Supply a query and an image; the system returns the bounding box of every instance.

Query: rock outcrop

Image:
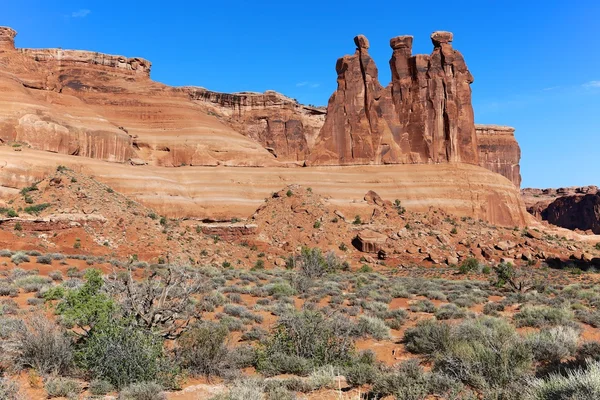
[308,32,479,167]
[0,27,16,51]
[186,88,326,162]
[476,125,521,187]
[522,186,600,233]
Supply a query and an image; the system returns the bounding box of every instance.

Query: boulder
[354,229,388,253]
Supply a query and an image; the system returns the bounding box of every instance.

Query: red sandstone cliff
[0,26,528,225]
[476,125,521,187]
[308,32,479,167]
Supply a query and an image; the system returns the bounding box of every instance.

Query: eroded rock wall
[185,88,326,162]
[476,125,521,187]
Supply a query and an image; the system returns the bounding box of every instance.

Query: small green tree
[49,269,116,337]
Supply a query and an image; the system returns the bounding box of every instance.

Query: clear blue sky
[3,1,599,189]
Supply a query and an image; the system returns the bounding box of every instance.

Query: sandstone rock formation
[0,147,528,226]
[186,88,326,162]
[523,186,600,234]
[476,125,521,187]
[308,32,479,167]
[0,26,528,226]
[0,27,278,167]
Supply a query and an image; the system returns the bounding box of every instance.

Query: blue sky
[3,0,599,189]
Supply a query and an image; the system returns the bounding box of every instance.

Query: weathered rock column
[0,27,16,51]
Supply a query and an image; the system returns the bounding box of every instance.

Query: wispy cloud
[296,81,320,89]
[71,9,91,18]
[583,80,600,89]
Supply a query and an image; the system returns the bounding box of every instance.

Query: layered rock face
[0,27,278,167]
[309,32,479,166]
[186,88,326,162]
[476,125,521,187]
[0,26,528,226]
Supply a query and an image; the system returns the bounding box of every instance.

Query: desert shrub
[459,257,480,274]
[575,341,600,364]
[77,322,174,389]
[483,301,505,316]
[0,249,13,257]
[355,315,390,340]
[241,326,268,342]
[118,382,166,400]
[26,298,44,306]
[307,365,337,390]
[0,299,18,314]
[89,379,115,396]
[177,321,230,379]
[371,360,430,399]
[257,310,354,376]
[434,303,466,320]
[35,255,52,265]
[426,290,447,301]
[403,319,451,356]
[514,305,574,327]
[48,271,63,281]
[0,317,25,339]
[13,316,73,374]
[409,299,436,313]
[210,378,264,400]
[44,377,80,398]
[0,283,18,297]
[287,248,342,278]
[10,252,29,265]
[0,377,20,400]
[526,360,600,399]
[434,317,532,392]
[524,326,579,363]
[14,275,51,290]
[345,362,379,386]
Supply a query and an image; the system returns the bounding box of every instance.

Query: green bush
[459,257,480,274]
[257,310,354,376]
[44,377,80,398]
[483,302,505,316]
[118,382,166,400]
[77,322,175,389]
[24,203,51,215]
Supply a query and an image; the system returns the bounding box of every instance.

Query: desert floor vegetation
[0,248,600,399]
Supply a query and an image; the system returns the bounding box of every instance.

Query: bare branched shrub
[108,265,206,339]
[10,316,73,375]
